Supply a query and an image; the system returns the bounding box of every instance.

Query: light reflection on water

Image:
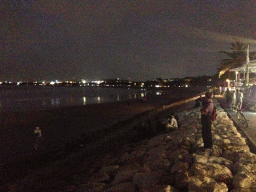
[83,97,86,105]
[0,86,151,112]
[41,93,142,108]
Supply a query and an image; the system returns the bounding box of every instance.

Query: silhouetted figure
[194,95,202,108]
[34,127,42,150]
[225,88,232,108]
[200,92,216,148]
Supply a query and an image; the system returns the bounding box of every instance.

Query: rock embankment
[80,101,256,192]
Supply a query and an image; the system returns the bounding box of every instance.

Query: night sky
[2,0,256,82]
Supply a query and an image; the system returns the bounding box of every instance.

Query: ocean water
[0,85,152,112]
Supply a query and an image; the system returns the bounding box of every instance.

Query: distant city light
[81,79,87,84]
[0,76,218,88]
[91,80,104,84]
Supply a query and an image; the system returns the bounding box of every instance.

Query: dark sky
[2,0,256,82]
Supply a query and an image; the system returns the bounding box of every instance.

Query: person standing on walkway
[235,89,243,110]
[200,92,216,149]
[225,88,232,108]
[231,90,236,108]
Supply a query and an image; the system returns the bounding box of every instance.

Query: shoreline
[0,88,206,181]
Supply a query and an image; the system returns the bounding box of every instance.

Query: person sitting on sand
[166,114,178,132]
[34,127,42,150]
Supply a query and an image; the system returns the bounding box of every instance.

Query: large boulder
[77,182,106,192]
[119,147,146,164]
[147,185,179,192]
[144,156,172,171]
[132,170,163,191]
[232,173,256,189]
[90,172,110,183]
[229,137,247,146]
[147,146,167,159]
[167,134,184,147]
[107,182,136,192]
[98,165,120,175]
[188,176,228,192]
[116,163,142,173]
[233,163,256,174]
[190,163,233,186]
[170,161,189,175]
[110,169,137,186]
[222,147,251,162]
[170,149,190,163]
[180,135,196,150]
[129,147,147,163]
[207,156,233,170]
[174,170,190,189]
[192,154,208,164]
[235,152,256,164]
[147,135,166,149]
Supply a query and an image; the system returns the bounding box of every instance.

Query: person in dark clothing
[200,92,216,149]
[34,127,42,150]
[194,95,202,108]
[225,88,232,108]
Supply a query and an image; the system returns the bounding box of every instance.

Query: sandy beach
[0,87,205,185]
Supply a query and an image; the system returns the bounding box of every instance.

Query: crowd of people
[223,84,256,110]
[225,88,244,110]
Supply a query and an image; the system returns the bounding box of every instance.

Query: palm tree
[218,39,247,78]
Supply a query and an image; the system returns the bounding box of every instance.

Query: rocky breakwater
[80,101,256,192]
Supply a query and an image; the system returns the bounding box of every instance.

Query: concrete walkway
[215,95,256,153]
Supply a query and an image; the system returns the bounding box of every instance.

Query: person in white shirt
[166,114,178,132]
[236,89,243,110]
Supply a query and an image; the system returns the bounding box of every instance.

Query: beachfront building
[229,59,256,87]
[221,45,256,92]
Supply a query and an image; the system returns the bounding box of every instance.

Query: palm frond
[219,39,247,77]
